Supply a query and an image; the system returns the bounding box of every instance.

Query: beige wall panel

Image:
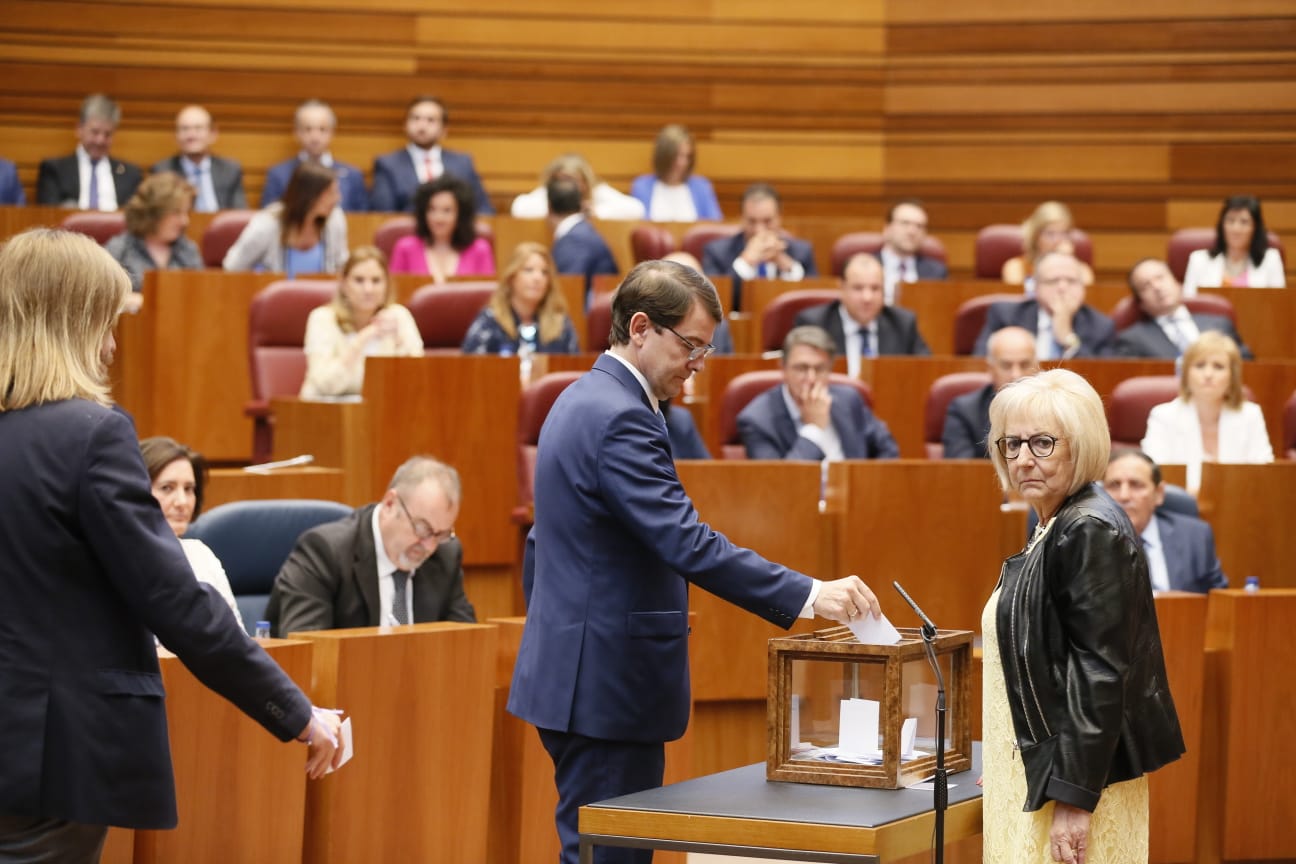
[885,0,1296,24]
[885,144,1169,182]
[885,80,1296,116]
[0,40,414,75]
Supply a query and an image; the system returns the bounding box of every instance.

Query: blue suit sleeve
[369,158,397,213]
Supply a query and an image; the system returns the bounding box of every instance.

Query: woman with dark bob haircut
[389,174,495,281]
[1183,194,1286,295]
[0,229,340,860]
[980,368,1184,864]
[138,435,243,628]
[104,171,203,299]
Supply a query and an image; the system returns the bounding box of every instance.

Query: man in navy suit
[0,157,25,205]
[738,325,899,461]
[973,251,1115,358]
[151,105,247,212]
[549,177,618,308]
[1103,449,1227,593]
[795,252,931,377]
[942,326,1037,459]
[877,199,948,304]
[261,100,368,211]
[507,261,881,864]
[369,95,492,215]
[36,93,142,210]
[1114,258,1253,359]
[702,183,817,311]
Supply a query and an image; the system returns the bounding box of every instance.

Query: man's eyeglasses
[396,493,455,544]
[995,434,1062,460]
[656,323,716,362]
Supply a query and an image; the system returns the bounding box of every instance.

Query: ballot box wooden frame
[767,626,973,789]
[297,622,498,864]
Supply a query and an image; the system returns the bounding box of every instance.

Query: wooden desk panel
[134,640,313,864]
[300,622,497,864]
[677,461,828,702]
[1202,287,1296,361]
[1197,462,1296,588]
[1147,593,1208,864]
[204,466,346,509]
[270,398,374,506]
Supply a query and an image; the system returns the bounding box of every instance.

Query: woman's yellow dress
[981,577,1149,863]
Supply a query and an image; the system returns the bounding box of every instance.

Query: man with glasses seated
[266,456,475,637]
[738,324,899,460]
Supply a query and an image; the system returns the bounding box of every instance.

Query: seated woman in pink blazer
[389,174,495,282]
[1141,331,1273,493]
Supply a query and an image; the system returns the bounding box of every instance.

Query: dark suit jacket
[662,400,710,459]
[368,147,494,215]
[553,218,618,305]
[0,400,309,829]
[151,154,248,210]
[36,153,142,207]
[701,232,818,311]
[794,300,931,356]
[737,383,899,460]
[261,156,369,212]
[973,298,1115,357]
[0,157,24,205]
[508,354,812,743]
[265,503,475,637]
[914,254,948,280]
[1156,511,1227,594]
[942,383,995,459]
[1114,313,1253,360]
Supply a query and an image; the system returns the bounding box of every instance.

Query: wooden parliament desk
[1197,462,1296,589]
[293,621,497,864]
[102,639,314,864]
[579,745,983,864]
[204,466,345,509]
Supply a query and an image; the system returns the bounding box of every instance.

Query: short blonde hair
[492,242,568,345]
[540,154,598,201]
[987,369,1109,496]
[0,229,129,410]
[124,171,195,237]
[1180,331,1244,409]
[1022,201,1075,256]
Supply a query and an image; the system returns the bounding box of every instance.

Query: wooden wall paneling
[857,356,990,457]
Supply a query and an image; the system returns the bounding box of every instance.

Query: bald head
[175,105,215,159]
[987,326,1038,390]
[839,253,885,326]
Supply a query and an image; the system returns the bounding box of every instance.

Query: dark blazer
[508,354,813,743]
[0,157,25,204]
[737,383,899,460]
[1114,313,1253,360]
[794,300,931,356]
[36,153,142,207]
[914,255,948,280]
[265,503,475,637]
[702,232,818,311]
[261,156,369,212]
[151,154,248,210]
[553,218,618,306]
[942,382,995,459]
[0,400,310,829]
[368,147,494,215]
[973,298,1115,357]
[662,400,710,459]
[1156,510,1227,593]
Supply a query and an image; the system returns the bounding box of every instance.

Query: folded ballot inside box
[767,626,973,789]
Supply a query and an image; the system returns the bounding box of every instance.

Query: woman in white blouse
[139,436,243,628]
[1182,195,1286,296]
[1141,331,1273,493]
[509,153,645,221]
[300,246,424,398]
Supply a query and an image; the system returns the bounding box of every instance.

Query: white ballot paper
[325,717,354,774]
[847,610,902,645]
[839,698,880,756]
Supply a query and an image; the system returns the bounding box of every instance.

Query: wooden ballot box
[767,626,973,789]
[296,622,498,864]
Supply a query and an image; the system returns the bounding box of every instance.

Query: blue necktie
[87,159,100,210]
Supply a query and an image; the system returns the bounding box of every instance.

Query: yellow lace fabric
[981,587,1149,863]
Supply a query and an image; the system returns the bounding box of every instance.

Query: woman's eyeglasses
[995,434,1061,459]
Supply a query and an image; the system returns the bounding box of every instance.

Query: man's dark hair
[406,94,448,124]
[413,174,478,250]
[1108,446,1162,486]
[547,177,583,218]
[886,197,926,223]
[609,261,722,347]
[741,182,780,210]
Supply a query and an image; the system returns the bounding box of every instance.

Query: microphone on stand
[893,581,947,864]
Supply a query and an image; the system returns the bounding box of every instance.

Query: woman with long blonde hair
[461,241,579,355]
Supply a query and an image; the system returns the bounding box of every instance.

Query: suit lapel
[1157,513,1189,591]
[354,504,382,626]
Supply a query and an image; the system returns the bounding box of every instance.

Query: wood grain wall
[1,0,1293,278]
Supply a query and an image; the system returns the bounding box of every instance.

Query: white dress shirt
[878,247,915,306]
[1140,517,1171,593]
[180,155,219,212]
[371,506,414,625]
[406,144,443,182]
[1157,306,1201,354]
[648,183,697,223]
[837,305,875,378]
[780,384,845,462]
[76,145,117,211]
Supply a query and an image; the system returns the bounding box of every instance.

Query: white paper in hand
[325,717,354,774]
[847,610,901,645]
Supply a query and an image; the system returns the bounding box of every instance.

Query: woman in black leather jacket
[982,369,1184,864]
